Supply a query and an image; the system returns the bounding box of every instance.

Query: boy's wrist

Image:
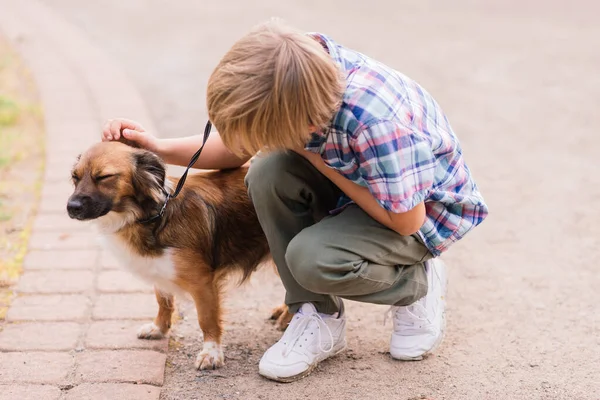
[152,138,177,165]
[153,138,168,158]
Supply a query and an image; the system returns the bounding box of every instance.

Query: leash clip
[158,194,170,218]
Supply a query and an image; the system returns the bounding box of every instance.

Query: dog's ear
[132,150,167,203]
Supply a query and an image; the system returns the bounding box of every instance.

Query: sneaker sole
[259,339,347,383]
[391,260,449,361]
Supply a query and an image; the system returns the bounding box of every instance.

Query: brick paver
[32,213,88,232]
[100,251,121,270]
[37,197,69,214]
[28,231,99,251]
[0,352,73,384]
[65,383,161,400]
[76,350,166,385]
[97,270,153,293]
[43,167,74,184]
[7,294,90,321]
[0,385,62,400]
[23,249,98,270]
[0,0,167,394]
[41,181,75,200]
[85,320,168,352]
[17,270,94,294]
[93,294,157,320]
[0,322,80,351]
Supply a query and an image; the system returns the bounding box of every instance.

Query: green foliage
[0,95,19,126]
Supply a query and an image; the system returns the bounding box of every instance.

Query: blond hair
[207,20,344,156]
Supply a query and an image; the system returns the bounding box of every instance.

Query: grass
[0,97,19,171]
[0,95,19,126]
[0,36,45,319]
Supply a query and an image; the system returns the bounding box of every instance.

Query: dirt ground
[40,1,599,399]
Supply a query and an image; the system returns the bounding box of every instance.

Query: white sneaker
[389,258,448,360]
[259,302,347,382]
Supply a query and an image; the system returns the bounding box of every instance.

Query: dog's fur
[67,141,291,369]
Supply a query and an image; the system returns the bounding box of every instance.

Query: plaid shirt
[305,33,488,256]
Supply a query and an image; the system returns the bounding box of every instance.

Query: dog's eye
[95,174,116,182]
[71,174,80,183]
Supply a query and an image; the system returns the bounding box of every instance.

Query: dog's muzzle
[67,195,111,220]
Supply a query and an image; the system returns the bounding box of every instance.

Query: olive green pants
[245,151,433,314]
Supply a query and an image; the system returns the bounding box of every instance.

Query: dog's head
[67,142,167,225]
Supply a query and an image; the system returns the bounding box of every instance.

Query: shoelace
[383,302,433,335]
[282,312,335,357]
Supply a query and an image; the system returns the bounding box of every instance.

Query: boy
[102,20,488,382]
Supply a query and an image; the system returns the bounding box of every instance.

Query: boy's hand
[102,118,159,152]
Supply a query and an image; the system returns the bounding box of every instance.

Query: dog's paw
[137,322,165,340]
[270,304,293,331]
[270,304,286,320]
[194,341,224,370]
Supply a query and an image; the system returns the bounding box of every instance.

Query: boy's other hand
[101,118,159,152]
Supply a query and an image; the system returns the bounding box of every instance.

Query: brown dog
[67,141,290,369]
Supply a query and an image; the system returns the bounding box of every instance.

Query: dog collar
[137,120,212,225]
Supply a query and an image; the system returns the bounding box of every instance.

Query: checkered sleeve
[350,120,436,213]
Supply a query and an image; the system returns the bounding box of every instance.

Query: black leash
[139,120,212,224]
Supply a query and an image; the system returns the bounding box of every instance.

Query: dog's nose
[67,195,92,218]
[67,198,83,214]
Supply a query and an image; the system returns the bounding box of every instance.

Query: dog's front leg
[138,286,174,339]
[190,276,224,370]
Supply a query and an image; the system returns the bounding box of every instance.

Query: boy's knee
[245,152,303,196]
[393,265,428,306]
[285,232,329,293]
